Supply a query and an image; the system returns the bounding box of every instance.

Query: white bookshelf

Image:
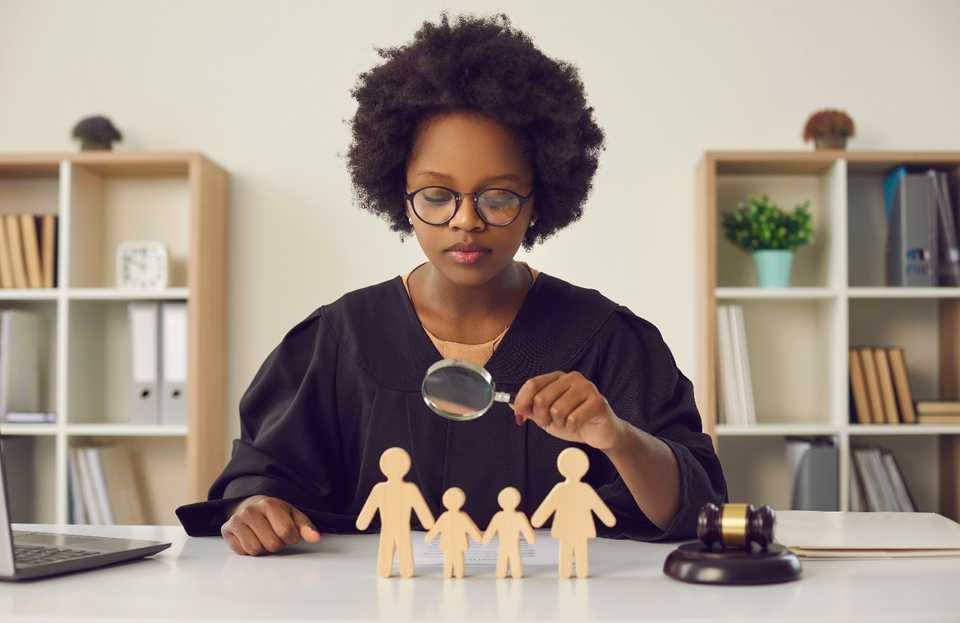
[0,152,228,525]
[696,151,960,519]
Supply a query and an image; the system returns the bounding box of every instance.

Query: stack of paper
[776,510,960,558]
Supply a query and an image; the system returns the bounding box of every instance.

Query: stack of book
[914,400,960,425]
[67,445,146,525]
[716,304,756,426]
[848,346,917,424]
[850,446,915,512]
[0,213,58,289]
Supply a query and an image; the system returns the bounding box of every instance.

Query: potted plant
[71,115,123,151]
[722,194,814,288]
[803,108,855,150]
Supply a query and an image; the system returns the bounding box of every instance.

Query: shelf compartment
[66,163,190,288]
[0,435,57,522]
[715,161,843,289]
[717,434,839,511]
[0,299,59,416]
[719,297,840,426]
[67,435,186,525]
[847,159,960,288]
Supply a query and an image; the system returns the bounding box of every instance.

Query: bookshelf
[0,151,228,525]
[695,150,960,520]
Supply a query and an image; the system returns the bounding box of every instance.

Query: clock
[116,241,169,289]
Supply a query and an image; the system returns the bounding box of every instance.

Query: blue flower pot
[753,250,794,288]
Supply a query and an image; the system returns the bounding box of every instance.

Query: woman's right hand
[220,495,321,556]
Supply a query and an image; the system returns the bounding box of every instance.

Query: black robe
[175,272,727,540]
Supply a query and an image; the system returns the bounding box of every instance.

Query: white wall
[2,0,959,446]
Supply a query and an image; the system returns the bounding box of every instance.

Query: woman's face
[404,109,535,287]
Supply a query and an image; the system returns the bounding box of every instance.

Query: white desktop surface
[2,523,958,622]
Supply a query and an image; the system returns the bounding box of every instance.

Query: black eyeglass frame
[404,185,535,227]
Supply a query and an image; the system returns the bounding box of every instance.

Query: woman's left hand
[512,371,626,451]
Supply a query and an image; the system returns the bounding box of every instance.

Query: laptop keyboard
[14,545,100,567]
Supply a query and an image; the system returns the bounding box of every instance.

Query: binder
[128,303,160,424]
[160,302,188,426]
[932,171,960,286]
[884,167,938,287]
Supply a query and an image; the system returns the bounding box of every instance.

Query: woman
[176,12,727,556]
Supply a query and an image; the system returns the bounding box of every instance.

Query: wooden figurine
[482,486,536,578]
[424,487,483,578]
[356,447,436,578]
[531,447,616,579]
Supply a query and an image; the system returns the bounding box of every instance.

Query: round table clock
[116,241,169,289]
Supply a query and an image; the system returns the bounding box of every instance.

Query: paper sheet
[412,530,557,566]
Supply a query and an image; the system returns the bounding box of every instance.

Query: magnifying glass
[421,358,513,421]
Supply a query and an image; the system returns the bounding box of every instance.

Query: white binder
[128,303,160,424]
[160,302,187,426]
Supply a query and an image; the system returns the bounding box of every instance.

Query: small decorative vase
[753,250,794,288]
[80,140,113,151]
[814,134,846,150]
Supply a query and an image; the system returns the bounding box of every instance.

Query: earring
[529,218,537,228]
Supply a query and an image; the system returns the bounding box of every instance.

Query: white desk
[2,523,958,622]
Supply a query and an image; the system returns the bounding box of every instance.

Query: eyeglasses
[404,185,534,227]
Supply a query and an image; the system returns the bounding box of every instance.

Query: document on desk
[413,530,558,566]
[777,510,960,558]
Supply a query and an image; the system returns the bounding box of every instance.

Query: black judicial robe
[175,272,727,540]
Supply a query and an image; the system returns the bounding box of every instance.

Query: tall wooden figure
[531,447,616,579]
[356,447,435,578]
[424,487,482,578]
[482,486,536,578]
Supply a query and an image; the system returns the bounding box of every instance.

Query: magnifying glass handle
[494,391,513,405]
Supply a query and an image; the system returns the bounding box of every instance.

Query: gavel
[697,503,775,552]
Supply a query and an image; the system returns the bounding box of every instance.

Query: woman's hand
[221,495,321,556]
[512,371,626,451]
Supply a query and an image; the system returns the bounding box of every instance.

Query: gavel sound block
[663,503,802,585]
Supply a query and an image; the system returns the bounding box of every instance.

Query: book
[67,450,87,524]
[849,458,865,512]
[2,411,55,423]
[4,214,28,288]
[84,447,114,524]
[858,348,885,424]
[716,306,740,425]
[41,214,56,288]
[917,414,960,425]
[730,305,757,426]
[872,348,900,424]
[853,448,884,511]
[99,445,146,524]
[886,347,917,424]
[867,448,900,511]
[19,214,43,288]
[0,217,13,288]
[916,400,960,414]
[881,449,916,512]
[74,448,102,525]
[848,348,871,424]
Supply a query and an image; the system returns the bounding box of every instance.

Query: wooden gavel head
[697,503,775,551]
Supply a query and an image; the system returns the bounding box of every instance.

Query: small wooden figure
[356,447,435,578]
[424,487,482,578]
[482,486,536,578]
[530,447,616,579]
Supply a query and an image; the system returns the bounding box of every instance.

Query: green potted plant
[722,194,814,288]
[803,108,855,150]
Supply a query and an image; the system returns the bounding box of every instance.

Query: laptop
[0,442,171,581]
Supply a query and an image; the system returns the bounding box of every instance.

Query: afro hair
[346,11,605,249]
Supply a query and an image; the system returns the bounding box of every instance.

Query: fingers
[263,500,302,546]
[221,496,321,556]
[513,371,564,421]
[291,507,322,543]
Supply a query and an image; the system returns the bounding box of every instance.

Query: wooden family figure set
[355,446,616,579]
